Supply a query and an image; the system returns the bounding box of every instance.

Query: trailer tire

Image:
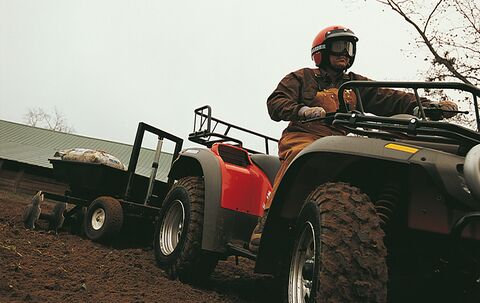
[84,196,123,242]
[48,202,66,231]
[154,176,218,282]
[284,182,387,303]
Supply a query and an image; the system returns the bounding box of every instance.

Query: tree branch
[424,0,444,33]
[23,107,74,133]
[378,0,473,85]
[436,40,480,55]
[453,0,480,34]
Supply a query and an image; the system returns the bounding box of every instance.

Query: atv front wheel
[285,182,388,303]
[154,176,218,282]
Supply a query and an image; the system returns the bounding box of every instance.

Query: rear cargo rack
[189,105,278,154]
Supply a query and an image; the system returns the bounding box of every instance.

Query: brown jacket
[267,68,428,137]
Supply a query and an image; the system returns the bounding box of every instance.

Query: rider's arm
[267,70,312,122]
[350,73,430,116]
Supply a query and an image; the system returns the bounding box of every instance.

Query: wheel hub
[289,221,316,303]
[91,208,106,230]
[159,199,185,255]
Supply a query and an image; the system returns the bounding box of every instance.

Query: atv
[153,81,480,302]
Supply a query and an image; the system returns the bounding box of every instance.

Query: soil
[0,191,277,303]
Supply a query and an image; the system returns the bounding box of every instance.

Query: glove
[438,100,458,118]
[298,106,326,119]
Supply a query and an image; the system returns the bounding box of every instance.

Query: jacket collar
[315,68,349,87]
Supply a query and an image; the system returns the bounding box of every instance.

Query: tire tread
[307,182,387,302]
[156,176,218,282]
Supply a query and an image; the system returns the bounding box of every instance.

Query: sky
[0,0,431,153]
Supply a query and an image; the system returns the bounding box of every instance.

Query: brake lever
[423,107,469,121]
[442,109,469,114]
[424,108,469,114]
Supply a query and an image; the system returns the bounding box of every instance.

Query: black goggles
[327,40,355,57]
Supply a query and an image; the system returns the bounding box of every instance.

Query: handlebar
[338,81,480,131]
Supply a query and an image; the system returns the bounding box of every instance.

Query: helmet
[311,25,358,69]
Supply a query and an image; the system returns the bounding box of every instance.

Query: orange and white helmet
[311,25,358,69]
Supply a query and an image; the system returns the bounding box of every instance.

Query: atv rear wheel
[154,176,218,282]
[285,182,387,303]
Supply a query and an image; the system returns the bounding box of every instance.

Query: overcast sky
[0,0,430,153]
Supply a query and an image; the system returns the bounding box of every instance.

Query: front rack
[333,81,480,151]
[188,105,278,154]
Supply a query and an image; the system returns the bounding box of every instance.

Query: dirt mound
[0,191,277,303]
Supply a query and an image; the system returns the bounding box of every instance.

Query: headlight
[463,144,480,200]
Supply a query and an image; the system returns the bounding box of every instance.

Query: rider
[249,25,458,252]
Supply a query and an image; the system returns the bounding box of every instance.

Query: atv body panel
[169,143,273,253]
[256,134,480,274]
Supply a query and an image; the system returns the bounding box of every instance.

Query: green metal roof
[0,119,174,181]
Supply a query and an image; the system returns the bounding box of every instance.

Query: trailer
[23,122,183,243]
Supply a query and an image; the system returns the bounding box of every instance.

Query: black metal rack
[333,81,480,149]
[188,105,278,155]
[124,122,183,201]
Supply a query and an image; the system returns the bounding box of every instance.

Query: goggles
[327,40,355,57]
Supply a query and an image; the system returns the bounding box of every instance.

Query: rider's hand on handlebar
[438,100,458,118]
[298,106,326,119]
[414,100,460,120]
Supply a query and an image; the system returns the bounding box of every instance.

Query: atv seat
[250,154,281,185]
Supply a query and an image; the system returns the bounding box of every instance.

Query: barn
[0,119,175,195]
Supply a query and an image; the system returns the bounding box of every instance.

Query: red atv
[154,81,480,302]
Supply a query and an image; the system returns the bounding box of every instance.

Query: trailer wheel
[84,196,123,242]
[284,182,387,303]
[154,176,218,282]
[48,202,66,231]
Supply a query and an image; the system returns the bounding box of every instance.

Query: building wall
[0,159,68,195]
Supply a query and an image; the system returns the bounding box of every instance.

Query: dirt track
[0,191,277,303]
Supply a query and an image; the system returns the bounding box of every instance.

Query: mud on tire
[154,176,218,282]
[285,182,387,303]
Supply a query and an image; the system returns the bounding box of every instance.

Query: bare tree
[374,0,479,129]
[24,107,75,133]
[376,0,479,86]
